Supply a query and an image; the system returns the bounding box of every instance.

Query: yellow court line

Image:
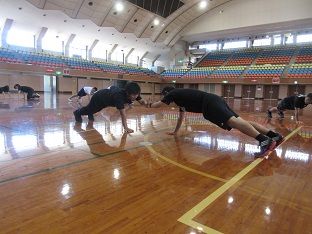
[144,133,227,183]
[178,126,302,233]
[144,125,302,233]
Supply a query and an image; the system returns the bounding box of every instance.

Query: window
[223,41,246,49]
[42,30,63,52]
[297,33,312,43]
[7,29,34,47]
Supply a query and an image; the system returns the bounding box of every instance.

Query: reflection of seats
[286,63,312,78]
[244,65,285,78]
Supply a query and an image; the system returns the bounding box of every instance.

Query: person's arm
[166,111,185,135]
[150,100,166,108]
[87,94,91,101]
[17,90,21,99]
[294,107,303,124]
[119,109,134,133]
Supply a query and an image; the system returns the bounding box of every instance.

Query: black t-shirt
[18,86,34,93]
[93,88,142,110]
[281,96,308,109]
[161,88,213,113]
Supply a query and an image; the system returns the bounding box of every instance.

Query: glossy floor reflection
[0,94,311,233]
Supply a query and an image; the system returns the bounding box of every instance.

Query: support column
[108,44,118,62]
[65,34,76,57]
[125,48,134,64]
[36,27,48,52]
[88,39,99,60]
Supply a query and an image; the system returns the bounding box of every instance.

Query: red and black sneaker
[254,138,276,158]
[272,133,285,148]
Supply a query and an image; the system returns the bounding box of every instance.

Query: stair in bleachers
[281,46,301,77]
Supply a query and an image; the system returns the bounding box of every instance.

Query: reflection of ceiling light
[154,19,159,25]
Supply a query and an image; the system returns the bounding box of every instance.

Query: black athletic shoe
[266,110,272,118]
[88,114,94,121]
[278,111,284,118]
[73,110,82,122]
[254,138,276,158]
[272,133,285,148]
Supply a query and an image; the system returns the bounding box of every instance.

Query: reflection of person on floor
[0,99,11,109]
[266,93,312,125]
[258,151,283,176]
[149,86,285,158]
[14,84,40,100]
[0,85,12,99]
[73,122,128,154]
[15,100,40,112]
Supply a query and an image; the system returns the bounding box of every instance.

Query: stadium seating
[286,63,312,78]
[244,65,285,78]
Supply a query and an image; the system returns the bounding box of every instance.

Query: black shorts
[77,88,87,97]
[277,100,286,111]
[202,95,239,130]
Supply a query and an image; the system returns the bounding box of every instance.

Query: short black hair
[125,81,141,95]
[307,93,312,98]
[14,84,20,89]
[161,85,175,95]
[93,87,98,91]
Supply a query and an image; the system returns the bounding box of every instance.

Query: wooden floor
[0,93,311,234]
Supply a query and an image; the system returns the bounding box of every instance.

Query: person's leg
[73,98,102,122]
[227,117,276,157]
[227,117,261,138]
[27,92,33,100]
[268,107,278,113]
[69,94,79,102]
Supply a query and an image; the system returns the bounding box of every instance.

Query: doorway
[263,85,279,100]
[288,85,305,96]
[44,75,57,93]
[223,84,235,98]
[242,85,256,99]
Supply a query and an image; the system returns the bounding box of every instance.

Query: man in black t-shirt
[73,82,148,133]
[0,85,11,99]
[149,85,284,158]
[14,84,40,100]
[266,93,312,124]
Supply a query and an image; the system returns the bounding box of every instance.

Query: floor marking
[144,126,302,233]
[144,133,227,182]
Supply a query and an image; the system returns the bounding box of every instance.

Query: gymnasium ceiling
[1,0,312,62]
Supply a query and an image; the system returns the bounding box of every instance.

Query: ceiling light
[116,2,123,11]
[199,1,207,8]
[154,19,159,25]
